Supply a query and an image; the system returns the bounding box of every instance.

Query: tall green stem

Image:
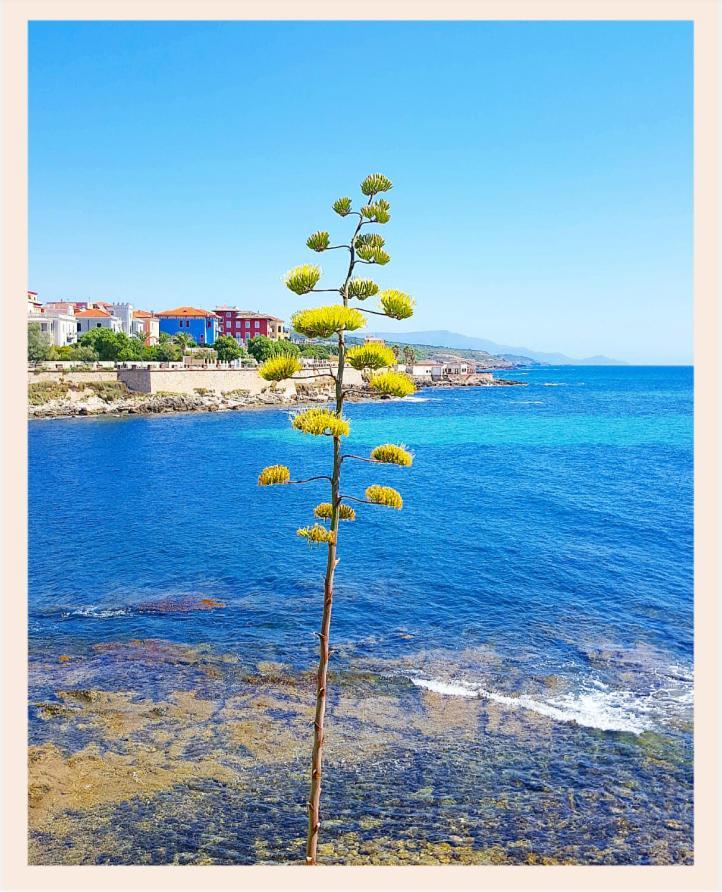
[305,202,368,865]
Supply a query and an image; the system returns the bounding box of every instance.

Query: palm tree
[172,332,195,352]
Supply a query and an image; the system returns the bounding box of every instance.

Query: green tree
[77,328,127,361]
[79,329,150,362]
[247,335,274,362]
[172,332,196,352]
[299,344,331,360]
[248,335,300,363]
[50,343,100,362]
[214,335,245,363]
[256,173,416,865]
[117,337,146,362]
[71,345,101,362]
[272,339,301,358]
[149,340,183,362]
[27,323,52,363]
[403,345,416,365]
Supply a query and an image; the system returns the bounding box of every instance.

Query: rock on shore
[411,375,526,388]
[28,374,523,420]
[28,380,369,420]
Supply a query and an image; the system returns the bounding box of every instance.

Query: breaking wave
[57,605,133,619]
[410,672,692,736]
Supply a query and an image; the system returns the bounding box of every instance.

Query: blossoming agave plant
[256,173,416,865]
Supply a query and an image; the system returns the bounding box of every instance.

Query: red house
[214,307,287,344]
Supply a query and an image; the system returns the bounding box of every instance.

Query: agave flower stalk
[258,173,416,865]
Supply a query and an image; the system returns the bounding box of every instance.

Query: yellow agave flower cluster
[306,231,330,252]
[258,355,302,382]
[332,196,352,216]
[291,306,365,339]
[365,485,403,510]
[292,408,350,438]
[297,524,337,545]
[368,370,416,398]
[354,232,385,250]
[284,264,321,295]
[360,199,391,224]
[258,465,291,486]
[346,277,379,300]
[314,503,356,522]
[361,173,393,196]
[346,343,396,371]
[262,173,418,554]
[370,444,413,466]
[379,290,415,320]
[356,244,390,265]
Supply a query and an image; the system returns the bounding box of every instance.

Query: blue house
[156,306,219,346]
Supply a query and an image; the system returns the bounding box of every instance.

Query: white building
[442,359,472,376]
[111,302,134,335]
[74,308,123,336]
[27,310,78,347]
[27,291,42,314]
[406,361,444,381]
[43,301,78,314]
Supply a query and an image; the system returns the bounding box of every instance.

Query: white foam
[64,605,131,618]
[412,678,478,698]
[411,677,669,735]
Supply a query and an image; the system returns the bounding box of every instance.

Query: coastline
[28,634,692,866]
[28,375,526,420]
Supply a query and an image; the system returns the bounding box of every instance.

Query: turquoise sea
[28,365,693,865]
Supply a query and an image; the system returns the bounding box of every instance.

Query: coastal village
[27,290,519,418]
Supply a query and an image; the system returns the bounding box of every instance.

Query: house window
[97,322,102,327]
[254,321,260,328]
[77,323,81,331]
[245,320,250,328]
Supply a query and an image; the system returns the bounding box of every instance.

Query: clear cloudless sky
[29,21,692,364]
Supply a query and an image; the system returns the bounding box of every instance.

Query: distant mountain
[365,330,625,366]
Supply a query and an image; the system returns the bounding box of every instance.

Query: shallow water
[28,365,693,864]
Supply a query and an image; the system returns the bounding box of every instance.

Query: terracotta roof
[94,301,113,307]
[156,306,218,318]
[75,308,111,318]
[132,310,154,318]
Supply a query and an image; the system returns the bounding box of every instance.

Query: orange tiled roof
[75,308,111,318]
[156,306,218,318]
[132,309,154,318]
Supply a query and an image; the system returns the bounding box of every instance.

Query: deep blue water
[28,365,693,736]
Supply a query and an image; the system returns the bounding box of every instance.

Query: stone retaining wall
[117,366,364,395]
[28,370,119,384]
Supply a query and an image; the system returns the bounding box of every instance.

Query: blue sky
[29,21,692,363]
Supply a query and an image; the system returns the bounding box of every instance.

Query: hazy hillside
[343,335,524,369]
[365,330,624,365]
